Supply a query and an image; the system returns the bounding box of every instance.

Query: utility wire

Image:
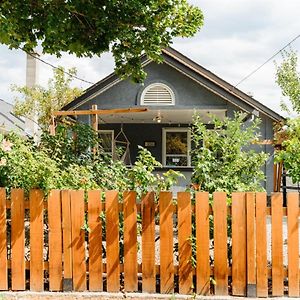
[235,33,300,87]
[22,48,96,85]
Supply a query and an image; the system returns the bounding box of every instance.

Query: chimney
[25,53,39,139]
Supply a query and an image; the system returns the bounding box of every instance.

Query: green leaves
[275,50,300,114]
[191,112,268,195]
[0,126,182,196]
[12,67,82,129]
[275,118,300,183]
[0,0,203,82]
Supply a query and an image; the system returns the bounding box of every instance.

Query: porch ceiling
[99,109,226,124]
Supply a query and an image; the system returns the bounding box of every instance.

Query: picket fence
[0,188,299,297]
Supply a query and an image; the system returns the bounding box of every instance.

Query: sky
[0,0,299,117]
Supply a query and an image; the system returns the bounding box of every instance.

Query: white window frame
[99,129,114,156]
[162,127,191,167]
[140,83,175,106]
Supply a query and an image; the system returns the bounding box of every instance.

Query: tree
[0,1,204,82]
[275,50,300,114]
[12,67,82,129]
[274,50,300,184]
[191,113,268,195]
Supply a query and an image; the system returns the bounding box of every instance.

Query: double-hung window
[98,130,114,156]
[162,128,191,167]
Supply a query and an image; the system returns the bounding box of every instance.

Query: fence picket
[106,191,120,292]
[141,192,155,293]
[232,192,246,296]
[11,188,25,290]
[70,190,86,291]
[213,192,228,295]
[61,190,73,291]
[48,190,62,291]
[177,192,192,294]
[271,193,283,296]
[29,189,44,291]
[124,191,137,291]
[256,192,267,297]
[0,188,7,290]
[159,191,174,294]
[246,192,256,297]
[88,190,103,291]
[195,192,210,295]
[287,193,299,297]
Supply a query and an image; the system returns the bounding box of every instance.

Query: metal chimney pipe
[25,53,39,139]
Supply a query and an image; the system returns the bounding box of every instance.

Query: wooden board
[70,190,86,291]
[106,191,120,292]
[231,192,246,296]
[271,193,283,296]
[48,190,63,291]
[287,193,299,297]
[141,192,156,293]
[123,191,137,291]
[53,107,147,116]
[246,192,256,297]
[177,192,192,294]
[213,192,228,295]
[88,190,103,291]
[195,192,210,295]
[61,190,73,291]
[256,192,267,297]
[29,189,44,291]
[159,191,174,294]
[0,188,7,290]
[11,189,25,290]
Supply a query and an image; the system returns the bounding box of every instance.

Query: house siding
[75,62,228,111]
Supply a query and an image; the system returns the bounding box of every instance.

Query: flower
[1,139,13,152]
[0,158,7,166]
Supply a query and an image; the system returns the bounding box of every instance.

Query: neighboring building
[63,47,284,194]
[0,99,30,136]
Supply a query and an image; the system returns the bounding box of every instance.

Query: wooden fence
[0,188,299,297]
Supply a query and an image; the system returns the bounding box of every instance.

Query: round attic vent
[140,83,175,106]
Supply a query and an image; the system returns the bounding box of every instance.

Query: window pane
[99,132,112,153]
[166,155,187,166]
[166,132,187,155]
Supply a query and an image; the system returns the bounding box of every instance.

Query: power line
[22,48,96,85]
[235,33,300,87]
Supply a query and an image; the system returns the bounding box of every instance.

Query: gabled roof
[0,99,28,135]
[63,47,284,122]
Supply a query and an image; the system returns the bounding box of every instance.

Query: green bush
[191,112,268,196]
[0,123,182,195]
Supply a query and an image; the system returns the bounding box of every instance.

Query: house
[63,47,284,194]
[0,99,31,136]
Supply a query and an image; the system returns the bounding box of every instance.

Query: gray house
[63,48,283,193]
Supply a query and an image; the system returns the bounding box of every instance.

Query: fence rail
[0,188,299,297]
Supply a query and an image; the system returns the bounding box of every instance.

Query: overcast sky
[0,0,299,116]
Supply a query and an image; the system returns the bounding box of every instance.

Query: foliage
[275,118,300,183]
[191,112,268,195]
[0,123,183,195]
[0,133,60,193]
[275,50,300,183]
[275,50,300,114]
[12,67,82,129]
[0,1,203,82]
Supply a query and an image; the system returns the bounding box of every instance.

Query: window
[140,83,175,106]
[162,128,191,167]
[99,130,114,156]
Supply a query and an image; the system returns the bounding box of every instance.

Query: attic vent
[141,83,175,106]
